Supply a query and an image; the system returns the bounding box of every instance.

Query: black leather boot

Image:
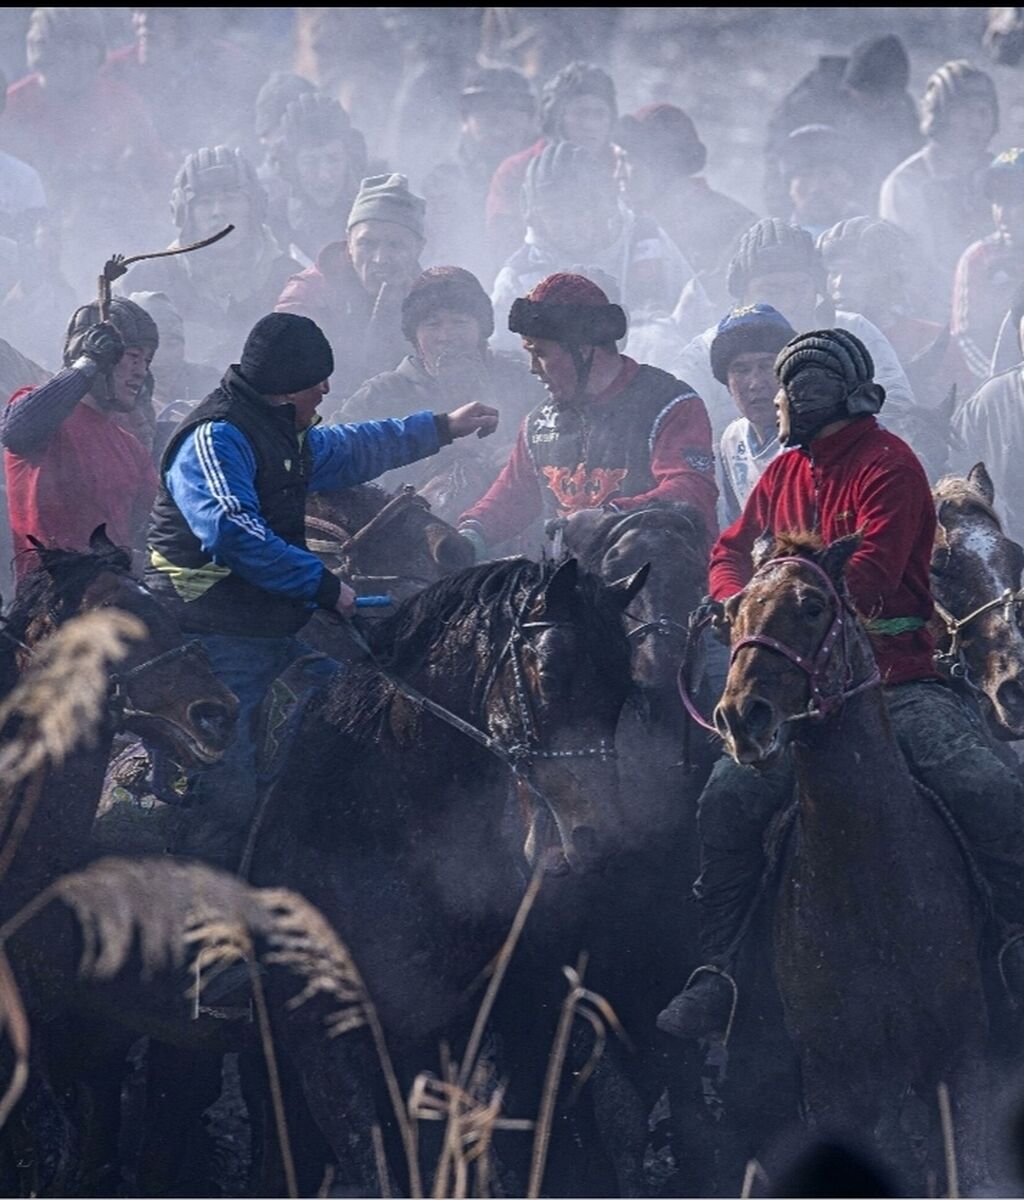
[656,967,737,1041]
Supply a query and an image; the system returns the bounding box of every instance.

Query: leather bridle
[678,556,881,734]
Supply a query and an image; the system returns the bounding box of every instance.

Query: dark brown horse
[932,463,1024,740]
[249,555,644,1193]
[716,534,987,1190]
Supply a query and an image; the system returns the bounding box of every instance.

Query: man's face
[189,189,256,246]
[940,97,997,153]
[108,346,155,412]
[463,98,534,163]
[416,309,483,375]
[523,336,579,402]
[347,220,423,296]
[826,254,891,318]
[286,379,330,430]
[788,163,854,227]
[532,194,612,257]
[993,198,1024,243]
[726,352,779,437]
[742,271,818,331]
[559,94,614,155]
[294,139,353,208]
[774,367,846,446]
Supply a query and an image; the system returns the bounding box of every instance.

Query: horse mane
[5,544,132,646]
[770,531,825,559]
[932,475,1002,530]
[325,556,631,744]
[575,501,709,574]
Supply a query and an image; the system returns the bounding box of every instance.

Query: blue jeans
[178,633,340,871]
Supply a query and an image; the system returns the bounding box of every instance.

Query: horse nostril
[740,697,774,738]
[433,534,474,571]
[997,678,1024,719]
[188,700,236,745]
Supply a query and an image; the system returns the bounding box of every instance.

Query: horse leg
[136,1041,224,1197]
[581,1034,649,1197]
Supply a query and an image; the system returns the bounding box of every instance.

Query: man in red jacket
[657,327,1024,1040]
[457,272,718,557]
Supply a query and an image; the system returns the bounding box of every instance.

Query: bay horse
[716,533,987,1191]
[931,463,1024,741]
[248,555,645,1193]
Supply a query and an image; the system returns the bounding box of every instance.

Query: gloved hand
[693,595,730,645]
[458,524,486,561]
[69,321,125,375]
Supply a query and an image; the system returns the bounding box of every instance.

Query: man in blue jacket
[147,310,497,868]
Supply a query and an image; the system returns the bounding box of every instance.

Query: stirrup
[681,963,740,1047]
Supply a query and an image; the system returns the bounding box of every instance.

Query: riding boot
[657,753,794,1041]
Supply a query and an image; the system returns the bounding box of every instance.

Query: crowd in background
[1,7,1024,587]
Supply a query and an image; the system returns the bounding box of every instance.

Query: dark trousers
[176,633,340,872]
[695,680,1024,959]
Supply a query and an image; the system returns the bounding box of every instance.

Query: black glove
[69,321,124,375]
[692,595,730,645]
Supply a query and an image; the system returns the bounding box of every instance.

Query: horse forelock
[768,531,825,561]
[933,476,1002,532]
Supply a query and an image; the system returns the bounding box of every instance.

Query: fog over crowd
[9,9,1024,1197]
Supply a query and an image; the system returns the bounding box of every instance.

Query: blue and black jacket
[146,366,446,636]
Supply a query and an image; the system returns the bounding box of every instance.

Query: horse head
[8,526,237,766]
[714,532,877,765]
[932,463,1024,739]
[502,557,647,875]
[306,485,473,606]
[563,502,709,699]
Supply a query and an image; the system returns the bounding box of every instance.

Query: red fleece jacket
[460,357,718,545]
[5,388,157,575]
[709,417,937,685]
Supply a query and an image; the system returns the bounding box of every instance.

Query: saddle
[254,651,337,790]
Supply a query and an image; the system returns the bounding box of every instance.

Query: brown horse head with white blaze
[714,532,878,764]
[932,464,1024,739]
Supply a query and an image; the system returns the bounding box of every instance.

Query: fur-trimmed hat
[921,60,998,140]
[401,266,494,344]
[727,218,824,301]
[710,304,796,384]
[508,272,627,346]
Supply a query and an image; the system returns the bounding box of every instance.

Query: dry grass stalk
[740,1157,769,1199]
[0,611,143,794]
[0,856,414,1199]
[527,952,628,1200]
[938,1081,959,1200]
[0,611,144,882]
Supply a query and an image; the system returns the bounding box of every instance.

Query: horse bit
[933,587,1024,685]
[677,556,881,735]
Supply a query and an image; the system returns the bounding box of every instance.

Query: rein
[333,582,616,821]
[933,587,1024,683]
[677,556,881,735]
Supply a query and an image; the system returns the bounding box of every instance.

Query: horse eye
[802,602,825,621]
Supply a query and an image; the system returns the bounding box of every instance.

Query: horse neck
[791,682,914,857]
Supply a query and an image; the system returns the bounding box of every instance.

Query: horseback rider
[457,271,718,558]
[145,310,498,869]
[658,327,1024,1040]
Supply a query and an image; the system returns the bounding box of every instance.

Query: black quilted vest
[146,367,314,636]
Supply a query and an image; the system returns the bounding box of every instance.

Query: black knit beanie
[401,266,495,344]
[239,313,334,395]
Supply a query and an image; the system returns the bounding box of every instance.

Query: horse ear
[607,562,650,611]
[967,462,995,506]
[819,532,862,584]
[752,529,775,571]
[89,524,119,555]
[540,557,579,612]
